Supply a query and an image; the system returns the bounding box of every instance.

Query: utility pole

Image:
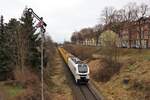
[26,8,47,100]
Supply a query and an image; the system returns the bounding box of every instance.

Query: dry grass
[90,49,150,100]
[91,60,150,100]
[45,49,73,100]
[0,68,48,100]
[0,80,24,100]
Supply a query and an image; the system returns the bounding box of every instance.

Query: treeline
[0,9,54,81]
[71,2,150,48]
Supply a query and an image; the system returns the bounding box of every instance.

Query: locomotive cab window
[78,64,88,73]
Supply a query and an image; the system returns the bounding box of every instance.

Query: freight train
[58,47,89,84]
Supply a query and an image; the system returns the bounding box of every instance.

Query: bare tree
[136,3,149,49]
[101,7,116,25]
[121,3,138,48]
[93,24,103,46]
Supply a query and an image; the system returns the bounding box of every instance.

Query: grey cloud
[0,0,148,43]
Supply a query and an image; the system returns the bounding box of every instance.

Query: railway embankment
[46,49,73,100]
[64,44,150,100]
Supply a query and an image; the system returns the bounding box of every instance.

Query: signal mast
[26,8,47,100]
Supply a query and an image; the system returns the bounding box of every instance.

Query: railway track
[78,83,101,100]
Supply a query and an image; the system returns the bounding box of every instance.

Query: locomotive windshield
[78,64,88,73]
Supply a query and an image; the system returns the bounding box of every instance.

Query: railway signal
[26,8,46,100]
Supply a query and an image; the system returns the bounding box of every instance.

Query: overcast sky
[0,0,149,43]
